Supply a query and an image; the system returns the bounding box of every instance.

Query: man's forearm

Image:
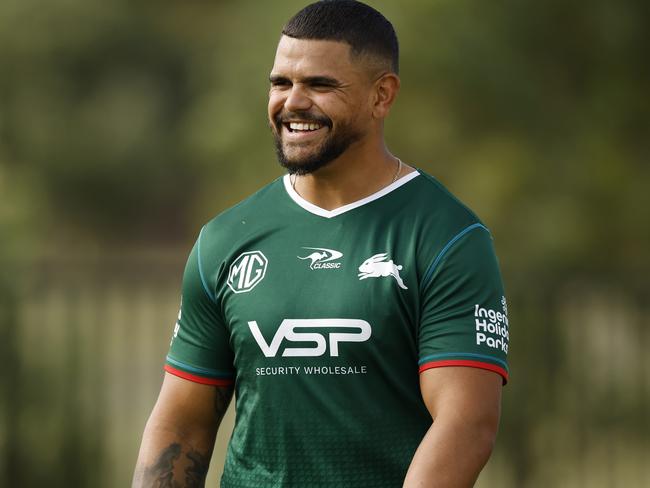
[132,424,214,488]
[132,378,233,488]
[402,416,497,488]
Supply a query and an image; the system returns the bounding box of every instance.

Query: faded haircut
[282,0,399,74]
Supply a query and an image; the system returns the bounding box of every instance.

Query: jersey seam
[164,365,234,386]
[166,355,234,378]
[418,360,509,383]
[197,226,218,304]
[421,223,490,289]
[418,352,508,369]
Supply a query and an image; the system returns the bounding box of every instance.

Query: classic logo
[297,247,343,270]
[227,251,268,293]
[248,319,371,357]
[358,253,408,289]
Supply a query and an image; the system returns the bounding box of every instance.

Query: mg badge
[227,251,268,293]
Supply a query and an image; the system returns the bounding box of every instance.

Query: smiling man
[133,1,510,487]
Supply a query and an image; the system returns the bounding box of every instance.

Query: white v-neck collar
[282,171,420,219]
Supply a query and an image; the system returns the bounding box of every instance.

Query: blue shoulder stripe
[422,223,489,288]
[166,355,233,379]
[197,226,217,304]
[418,352,508,369]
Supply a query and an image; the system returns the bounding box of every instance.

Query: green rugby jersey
[165,169,510,488]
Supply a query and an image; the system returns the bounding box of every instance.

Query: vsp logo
[228,251,268,293]
[248,319,371,357]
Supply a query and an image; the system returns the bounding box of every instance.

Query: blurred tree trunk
[0,269,20,486]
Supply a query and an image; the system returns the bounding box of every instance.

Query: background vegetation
[1,0,648,486]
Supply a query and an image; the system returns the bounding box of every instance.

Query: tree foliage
[1,0,647,273]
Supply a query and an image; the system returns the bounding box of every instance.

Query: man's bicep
[152,373,234,431]
[419,367,502,428]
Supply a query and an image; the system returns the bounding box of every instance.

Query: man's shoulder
[405,169,484,232]
[205,177,283,225]
[198,177,285,248]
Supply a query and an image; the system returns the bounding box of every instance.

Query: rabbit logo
[358,253,408,290]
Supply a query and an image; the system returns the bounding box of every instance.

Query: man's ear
[371,73,400,119]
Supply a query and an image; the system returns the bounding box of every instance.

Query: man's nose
[284,85,312,112]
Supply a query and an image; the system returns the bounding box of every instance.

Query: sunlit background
[1,0,648,486]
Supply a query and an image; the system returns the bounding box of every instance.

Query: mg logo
[248,319,371,357]
[228,251,268,293]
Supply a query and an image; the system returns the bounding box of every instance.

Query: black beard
[271,119,362,176]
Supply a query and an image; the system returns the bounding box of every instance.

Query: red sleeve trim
[419,359,509,384]
[164,365,234,386]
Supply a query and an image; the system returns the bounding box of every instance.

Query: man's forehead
[271,36,357,77]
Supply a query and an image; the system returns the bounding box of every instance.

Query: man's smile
[286,121,323,131]
[281,121,328,142]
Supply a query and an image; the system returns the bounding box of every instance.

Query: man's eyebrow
[302,76,341,86]
[269,74,342,86]
[269,74,290,84]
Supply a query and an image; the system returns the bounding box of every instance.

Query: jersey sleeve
[164,232,235,386]
[418,224,510,383]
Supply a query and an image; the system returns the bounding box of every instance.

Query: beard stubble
[271,113,364,175]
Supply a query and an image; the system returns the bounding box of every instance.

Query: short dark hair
[282,0,399,74]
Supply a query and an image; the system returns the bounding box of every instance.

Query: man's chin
[273,130,357,175]
[279,159,329,176]
[277,152,335,176]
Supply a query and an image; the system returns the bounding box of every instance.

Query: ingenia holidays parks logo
[474,297,509,353]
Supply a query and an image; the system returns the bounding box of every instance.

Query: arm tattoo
[214,386,234,422]
[143,442,182,488]
[142,443,210,488]
[185,449,209,486]
[137,387,232,487]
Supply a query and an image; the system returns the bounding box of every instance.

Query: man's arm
[403,367,502,488]
[132,373,234,488]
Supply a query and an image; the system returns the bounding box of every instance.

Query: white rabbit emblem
[357,253,408,290]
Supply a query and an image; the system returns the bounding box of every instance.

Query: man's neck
[291,146,413,211]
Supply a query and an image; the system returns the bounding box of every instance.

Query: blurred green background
[1,0,648,486]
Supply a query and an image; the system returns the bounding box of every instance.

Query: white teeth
[288,122,322,131]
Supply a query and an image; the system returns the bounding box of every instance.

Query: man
[133,1,510,487]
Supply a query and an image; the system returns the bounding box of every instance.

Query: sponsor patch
[227,251,268,293]
[474,297,509,353]
[298,247,343,270]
